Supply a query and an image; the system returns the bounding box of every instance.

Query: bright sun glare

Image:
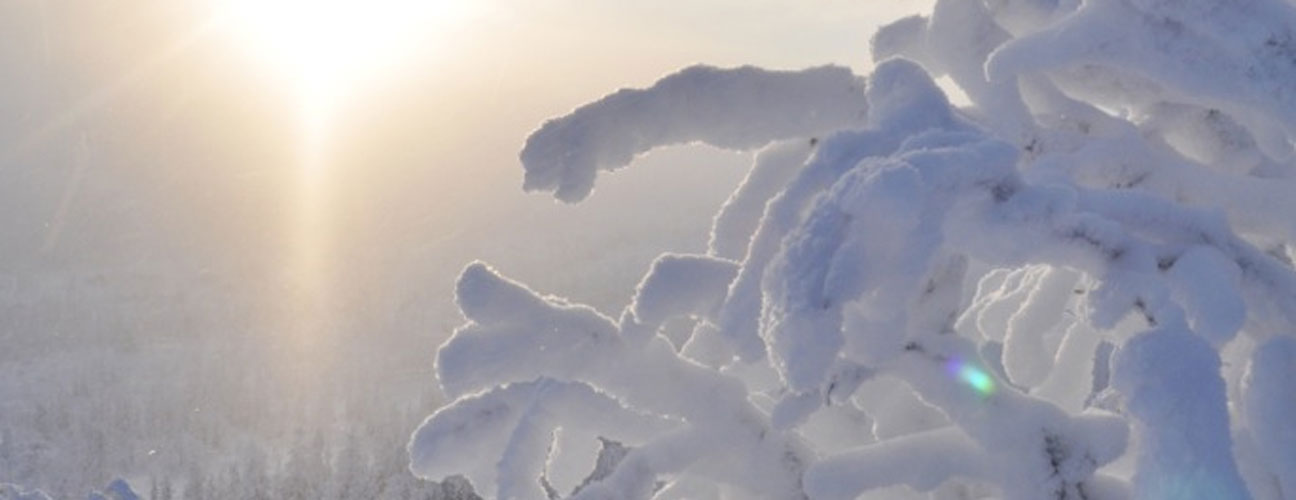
[208,0,472,355]
[216,0,464,108]
[212,0,472,189]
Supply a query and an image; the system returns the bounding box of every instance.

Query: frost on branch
[520,65,868,203]
[408,378,675,499]
[422,263,810,499]
[1112,328,1250,499]
[1242,337,1296,498]
[413,0,1296,498]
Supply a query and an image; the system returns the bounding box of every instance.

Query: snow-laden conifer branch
[520,65,868,203]
[414,0,1296,498]
[708,140,816,261]
[423,263,809,499]
[1241,337,1296,498]
[408,378,675,499]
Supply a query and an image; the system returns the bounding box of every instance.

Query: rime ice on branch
[412,0,1296,498]
[520,65,868,203]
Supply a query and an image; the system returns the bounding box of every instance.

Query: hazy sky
[0,0,932,318]
[0,4,937,490]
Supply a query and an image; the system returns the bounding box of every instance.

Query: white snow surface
[1243,336,1296,498]
[413,0,1296,498]
[520,65,868,203]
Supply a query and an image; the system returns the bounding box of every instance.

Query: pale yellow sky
[0,1,942,455]
[0,0,935,316]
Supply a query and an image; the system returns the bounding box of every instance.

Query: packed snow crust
[412,0,1296,498]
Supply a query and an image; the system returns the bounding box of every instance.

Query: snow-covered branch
[520,65,868,202]
[414,1,1296,498]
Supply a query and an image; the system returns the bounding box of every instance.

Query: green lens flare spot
[946,358,996,396]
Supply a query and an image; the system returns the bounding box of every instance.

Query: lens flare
[945,358,996,397]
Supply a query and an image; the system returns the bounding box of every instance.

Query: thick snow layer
[626,253,737,340]
[987,0,1296,145]
[1243,336,1296,497]
[520,65,867,203]
[1114,328,1251,499]
[424,263,809,499]
[708,139,816,261]
[408,378,675,499]
[414,0,1296,497]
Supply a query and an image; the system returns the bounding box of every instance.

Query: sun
[204,0,475,356]
[210,0,475,184]
[214,0,467,104]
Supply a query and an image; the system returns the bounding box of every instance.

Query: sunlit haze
[0,1,931,497]
[214,0,475,97]
[5,0,1293,498]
